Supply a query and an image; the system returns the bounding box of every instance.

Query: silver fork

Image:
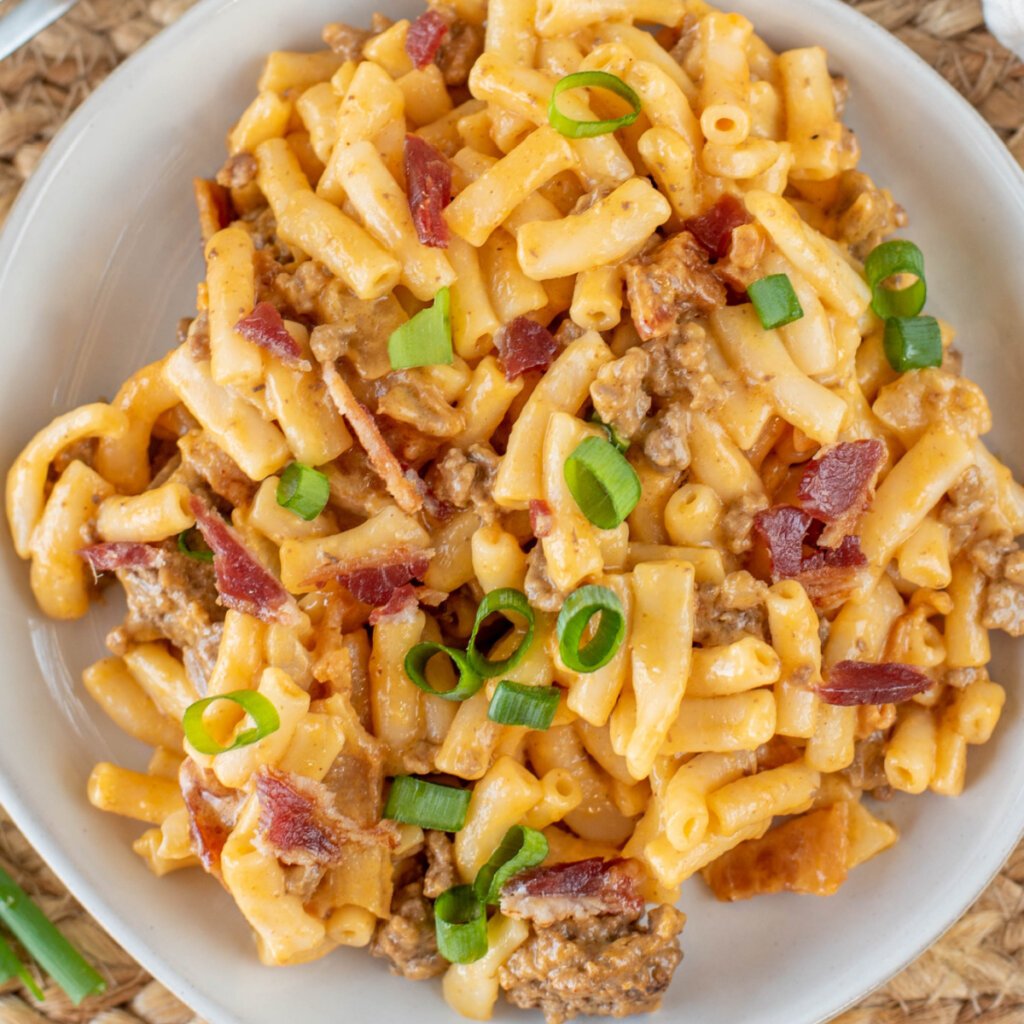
[0,0,80,62]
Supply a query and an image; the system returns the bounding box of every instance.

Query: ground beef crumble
[969,534,1024,636]
[642,323,723,410]
[624,232,725,340]
[370,875,446,981]
[499,906,685,1024]
[643,404,690,471]
[589,348,651,442]
[695,571,768,646]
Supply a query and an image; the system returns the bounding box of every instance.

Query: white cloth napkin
[983,0,1024,60]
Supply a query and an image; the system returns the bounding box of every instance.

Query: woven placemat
[0,1,1021,1022]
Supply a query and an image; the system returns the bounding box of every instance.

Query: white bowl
[1,1,1023,1021]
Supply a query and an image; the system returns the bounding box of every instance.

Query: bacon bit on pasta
[321,363,423,514]
[339,552,432,606]
[818,660,932,706]
[234,302,311,370]
[405,9,449,69]
[500,858,645,926]
[405,134,452,248]
[79,542,164,574]
[189,495,302,626]
[496,318,558,381]
[797,439,886,547]
[752,505,867,607]
[683,194,752,261]
[180,760,241,877]
[368,584,420,624]
[752,505,812,578]
[529,499,554,539]
[254,766,399,867]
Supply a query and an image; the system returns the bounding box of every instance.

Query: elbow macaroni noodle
[5,0,1021,1016]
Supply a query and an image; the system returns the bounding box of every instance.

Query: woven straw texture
[0,1,1021,1022]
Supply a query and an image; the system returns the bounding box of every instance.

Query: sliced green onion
[564,436,641,530]
[488,680,561,730]
[548,71,641,139]
[0,868,105,1005]
[0,930,44,1000]
[865,240,927,319]
[473,825,549,905]
[434,885,487,964]
[177,528,213,562]
[276,462,330,521]
[388,286,452,370]
[384,777,471,832]
[466,588,536,678]
[557,584,626,673]
[182,690,280,756]
[405,642,483,702]
[883,315,942,372]
[589,411,629,453]
[748,273,804,330]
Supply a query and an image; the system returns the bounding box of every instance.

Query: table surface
[0,2,1021,1023]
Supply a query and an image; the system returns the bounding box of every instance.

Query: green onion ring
[487,680,561,730]
[747,273,805,330]
[563,436,641,530]
[864,240,927,320]
[466,588,536,678]
[182,690,281,756]
[276,462,330,521]
[405,642,484,701]
[557,584,626,673]
[548,71,641,139]
[434,885,488,964]
[473,825,550,905]
[384,777,472,832]
[882,315,943,372]
[388,286,453,370]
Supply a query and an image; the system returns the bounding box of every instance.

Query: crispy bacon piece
[368,584,420,624]
[753,505,811,578]
[684,194,752,260]
[234,302,310,369]
[500,858,645,926]
[189,495,302,626]
[529,499,554,539]
[322,363,423,514]
[703,802,850,901]
[496,318,558,380]
[339,552,432,605]
[752,506,868,607]
[404,135,452,248]
[80,542,164,573]
[818,660,932,706]
[180,760,241,877]
[254,766,399,867]
[797,439,886,548]
[405,9,449,68]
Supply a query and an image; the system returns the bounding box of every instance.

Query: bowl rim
[0,0,1022,1021]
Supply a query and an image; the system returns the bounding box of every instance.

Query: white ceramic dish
[1,1,1023,1021]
